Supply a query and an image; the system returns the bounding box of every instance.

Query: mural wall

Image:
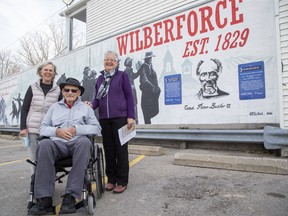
[0,0,280,127]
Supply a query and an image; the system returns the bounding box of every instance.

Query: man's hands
[56,127,76,140]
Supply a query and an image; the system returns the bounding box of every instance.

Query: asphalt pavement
[0,137,288,216]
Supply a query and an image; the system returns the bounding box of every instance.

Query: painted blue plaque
[164,74,182,105]
[238,61,265,100]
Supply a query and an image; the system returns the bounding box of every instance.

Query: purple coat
[92,69,135,120]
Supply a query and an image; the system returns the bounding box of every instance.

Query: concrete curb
[173,152,288,175]
[128,145,164,156]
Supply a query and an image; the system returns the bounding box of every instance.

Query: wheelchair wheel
[95,147,105,199]
[87,194,96,215]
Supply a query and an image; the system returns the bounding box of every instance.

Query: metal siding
[281,0,288,128]
[281,34,288,42]
[86,0,213,44]
[283,58,288,65]
[284,64,288,72]
[280,22,288,30]
[283,89,288,95]
[279,3,288,12]
[283,70,288,77]
[282,45,288,54]
[281,28,288,37]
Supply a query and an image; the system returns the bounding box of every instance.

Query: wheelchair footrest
[75,200,85,210]
[27,206,56,215]
[27,201,34,210]
[59,201,84,214]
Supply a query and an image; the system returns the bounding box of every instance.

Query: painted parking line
[0,154,146,169]
[90,155,146,191]
[129,155,146,167]
[95,154,146,188]
[54,154,146,215]
[0,159,24,166]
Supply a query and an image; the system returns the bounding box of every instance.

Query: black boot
[59,194,76,214]
[28,197,53,215]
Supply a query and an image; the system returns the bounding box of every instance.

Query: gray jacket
[39,97,101,142]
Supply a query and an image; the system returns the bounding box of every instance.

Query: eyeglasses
[104,58,117,62]
[63,88,79,93]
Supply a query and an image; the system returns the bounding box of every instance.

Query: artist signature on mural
[249,112,263,116]
[249,112,273,116]
[184,103,231,111]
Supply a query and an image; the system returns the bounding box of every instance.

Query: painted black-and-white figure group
[122,51,161,124]
[56,73,66,86]
[56,67,98,103]
[0,92,24,125]
[10,93,23,125]
[80,67,97,102]
[10,101,18,124]
[123,57,140,123]
[137,52,161,124]
[0,97,8,125]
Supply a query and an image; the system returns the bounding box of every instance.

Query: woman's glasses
[63,88,79,93]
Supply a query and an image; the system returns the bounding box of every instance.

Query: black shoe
[59,194,76,214]
[28,197,53,215]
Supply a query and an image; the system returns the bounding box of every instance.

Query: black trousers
[99,117,129,186]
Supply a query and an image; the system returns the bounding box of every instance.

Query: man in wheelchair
[28,78,101,215]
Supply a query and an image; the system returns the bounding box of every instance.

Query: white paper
[118,124,136,145]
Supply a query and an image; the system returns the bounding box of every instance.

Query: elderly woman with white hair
[90,51,135,194]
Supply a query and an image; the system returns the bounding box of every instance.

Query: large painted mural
[0,0,280,126]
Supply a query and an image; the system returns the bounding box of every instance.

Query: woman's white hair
[104,50,118,61]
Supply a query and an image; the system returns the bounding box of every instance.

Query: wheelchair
[26,137,105,215]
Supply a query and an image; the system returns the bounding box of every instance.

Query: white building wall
[280,0,288,128]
